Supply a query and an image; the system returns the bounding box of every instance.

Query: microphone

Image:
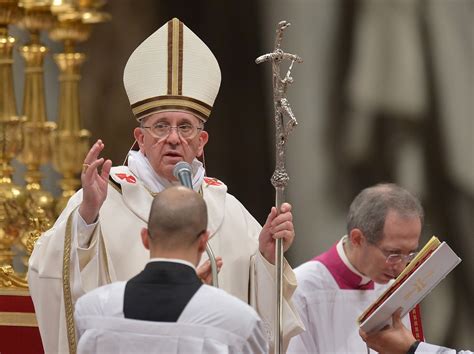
[173,161,193,189]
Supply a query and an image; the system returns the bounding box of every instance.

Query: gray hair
[346,183,424,244]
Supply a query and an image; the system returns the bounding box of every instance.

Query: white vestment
[28,165,303,353]
[74,282,268,354]
[287,238,410,354]
[416,342,472,354]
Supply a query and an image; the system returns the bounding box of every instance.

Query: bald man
[74,186,268,353]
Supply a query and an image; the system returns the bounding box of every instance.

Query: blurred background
[8,0,473,349]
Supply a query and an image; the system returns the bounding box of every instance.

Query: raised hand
[78,140,112,224]
[259,203,295,264]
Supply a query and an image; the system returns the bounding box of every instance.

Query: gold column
[0,0,26,272]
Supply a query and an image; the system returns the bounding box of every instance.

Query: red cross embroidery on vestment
[116,173,137,184]
[204,177,221,186]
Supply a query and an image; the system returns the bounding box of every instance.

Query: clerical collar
[127,150,205,193]
[148,258,196,271]
[313,237,374,290]
[337,236,372,286]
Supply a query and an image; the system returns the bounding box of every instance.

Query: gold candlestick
[0,0,29,288]
[17,0,56,224]
[0,1,21,121]
[51,51,90,214]
[10,1,57,275]
[0,0,26,270]
[49,0,109,215]
[0,117,26,268]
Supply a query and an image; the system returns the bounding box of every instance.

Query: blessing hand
[79,140,112,224]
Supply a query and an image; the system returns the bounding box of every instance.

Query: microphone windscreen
[173,161,193,189]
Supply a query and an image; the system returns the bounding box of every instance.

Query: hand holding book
[359,236,461,334]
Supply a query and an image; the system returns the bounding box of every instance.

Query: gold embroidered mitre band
[124,18,221,122]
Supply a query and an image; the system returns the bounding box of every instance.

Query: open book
[358,236,461,333]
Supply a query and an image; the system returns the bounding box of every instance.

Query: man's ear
[348,228,365,248]
[141,228,150,250]
[134,127,145,151]
[196,130,209,158]
[197,230,209,253]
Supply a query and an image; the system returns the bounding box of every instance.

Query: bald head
[147,186,208,251]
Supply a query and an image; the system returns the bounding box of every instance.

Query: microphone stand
[256,21,302,354]
[174,162,219,288]
[205,242,219,288]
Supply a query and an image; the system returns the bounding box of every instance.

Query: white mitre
[123,18,221,122]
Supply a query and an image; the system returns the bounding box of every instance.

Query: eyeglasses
[141,122,203,140]
[371,243,418,265]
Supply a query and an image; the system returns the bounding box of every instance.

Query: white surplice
[28,161,303,353]
[287,237,410,354]
[74,282,268,354]
[416,342,471,354]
